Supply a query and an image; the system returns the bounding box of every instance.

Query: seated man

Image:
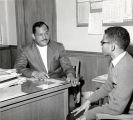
[14,21,78,86]
[67,26,133,120]
[14,21,80,109]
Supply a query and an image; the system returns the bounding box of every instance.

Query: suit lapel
[47,42,55,72]
[31,43,47,73]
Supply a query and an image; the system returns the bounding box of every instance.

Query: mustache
[42,39,48,41]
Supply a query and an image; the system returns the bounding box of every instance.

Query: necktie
[110,62,117,86]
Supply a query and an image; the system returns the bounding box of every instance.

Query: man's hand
[31,71,49,81]
[66,73,79,86]
[71,100,90,116]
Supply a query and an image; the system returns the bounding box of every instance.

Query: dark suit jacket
[14,40,75,79]
[88,52,133,114]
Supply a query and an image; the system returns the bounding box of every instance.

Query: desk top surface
[0,78,71,106]
[92,74,108,83]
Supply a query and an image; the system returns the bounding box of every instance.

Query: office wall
[56,0,133,52]
[1,0,133,51]
[56,0,102,52]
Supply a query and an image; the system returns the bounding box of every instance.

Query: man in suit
[67,26,133,120]
[14,21,78,86]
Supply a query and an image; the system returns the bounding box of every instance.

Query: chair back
[69,57,80,78]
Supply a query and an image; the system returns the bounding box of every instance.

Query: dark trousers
[66,110,85,120]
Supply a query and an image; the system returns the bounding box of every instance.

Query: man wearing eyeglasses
[67,26,133,120]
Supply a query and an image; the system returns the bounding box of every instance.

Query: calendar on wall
[102,0,133,26]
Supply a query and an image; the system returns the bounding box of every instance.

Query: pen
[45,73,50,79]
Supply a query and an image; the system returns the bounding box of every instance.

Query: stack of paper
[0,69,20,82]
[0,69,26,88]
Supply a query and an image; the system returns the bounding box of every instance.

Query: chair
[68,57,82,112]
[69,57,80,78]
[96,92,133,120]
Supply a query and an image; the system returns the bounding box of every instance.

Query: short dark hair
[105,26,130,50]
[32,21,49,34]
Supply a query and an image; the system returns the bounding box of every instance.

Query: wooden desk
[92,74,108,91]
[92,74,108,105]
[0,80,71,120]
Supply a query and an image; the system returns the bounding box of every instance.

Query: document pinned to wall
[88,0,103,34]
[88,11,103,34]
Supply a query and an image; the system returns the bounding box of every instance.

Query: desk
[0,79,71,120]
[92,74,108,91]
[92,74,108,105]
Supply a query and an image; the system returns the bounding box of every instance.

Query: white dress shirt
[111,51,126,83]
[37,45,48,72]
[112,51,126,67]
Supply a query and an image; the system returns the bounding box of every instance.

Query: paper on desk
[37,79,64,90]
[92,74,108,83]
[0,69,21,82]
[0,77,26,88]
[0,85,26,102]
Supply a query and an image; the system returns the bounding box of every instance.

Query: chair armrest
[96,113,133,120]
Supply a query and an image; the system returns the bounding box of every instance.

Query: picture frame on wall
[76,0,90,27]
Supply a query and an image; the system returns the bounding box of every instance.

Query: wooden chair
[96,92,133,120]
[69,57,80,78]
[68,57,82,111]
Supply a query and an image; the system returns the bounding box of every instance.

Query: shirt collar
[36,44,47,49]
[112,51,126,67]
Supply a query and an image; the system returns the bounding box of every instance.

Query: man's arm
[14,49,33,77]
[87,63,113,103]
[59,44,78,86]
[88,76,113,103]
[59,47,75,77]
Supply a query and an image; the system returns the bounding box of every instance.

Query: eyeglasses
[100,41,110,46]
